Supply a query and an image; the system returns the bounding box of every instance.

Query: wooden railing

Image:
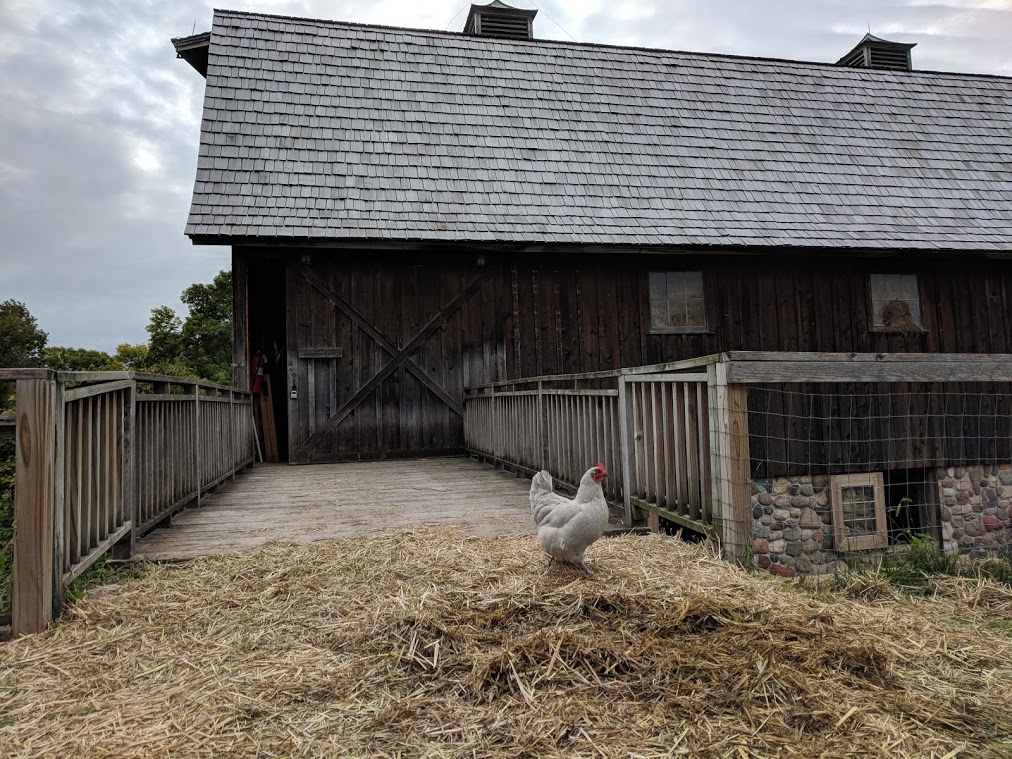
[1,370,255,637]
[465,357,723,530]
[465,377,624,506]
[625,373,714,536]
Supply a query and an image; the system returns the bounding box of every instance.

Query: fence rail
[464,357,722,532]
[1,369,255,637]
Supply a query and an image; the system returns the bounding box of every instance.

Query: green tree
[142,271,232,384]
[42,346,124,372]
[0,299,48,368]
[0,300,48,411]
[114,343,149,370]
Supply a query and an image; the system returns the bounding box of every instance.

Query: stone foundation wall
[751,464,1012,577]
[750,476,837,578]
[937,465,1012,557]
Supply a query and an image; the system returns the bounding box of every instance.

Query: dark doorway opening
[248,255,289,461]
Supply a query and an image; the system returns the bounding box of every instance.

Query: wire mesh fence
[737,383,1012,577]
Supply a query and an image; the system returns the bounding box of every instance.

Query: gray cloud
[0,0,1009,353]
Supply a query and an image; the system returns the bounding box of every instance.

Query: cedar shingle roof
[184,9,1012,250]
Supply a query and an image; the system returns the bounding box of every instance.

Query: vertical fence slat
[12,377,57,637]
[684,383,701,521]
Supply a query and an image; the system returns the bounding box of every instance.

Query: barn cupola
[836,33,916,71]
[464,1,537,40]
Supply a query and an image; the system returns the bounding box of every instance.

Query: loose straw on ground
[1,528,1011,758]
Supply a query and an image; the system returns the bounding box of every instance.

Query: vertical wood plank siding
[257,248,1012,463]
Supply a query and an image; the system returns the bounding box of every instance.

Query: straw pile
[1,528,1011,758]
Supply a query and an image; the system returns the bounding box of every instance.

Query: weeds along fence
[0,369,255,637]
[464,352,1012,576]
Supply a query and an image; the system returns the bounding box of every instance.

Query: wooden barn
[171,3,1012,565]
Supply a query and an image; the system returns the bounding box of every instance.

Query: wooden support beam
[630,496,720,540]
[12,377,58,637]
[709,362,751,562]
[618,376,635,527]
[725,358,1012,384]
[232,249,249,390]
[115,385,136,560]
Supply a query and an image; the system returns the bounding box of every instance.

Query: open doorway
[248,255,289,461]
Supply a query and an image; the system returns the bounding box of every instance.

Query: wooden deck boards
[133,457,534,561]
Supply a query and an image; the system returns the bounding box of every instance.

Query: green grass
[65,556,150,604]
[827,533,1012,595]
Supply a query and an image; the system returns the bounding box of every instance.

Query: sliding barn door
[286,257,492,463]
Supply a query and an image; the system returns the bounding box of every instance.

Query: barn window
[870,274,923,332]
[649,272,707,333]
[830,473,888,551]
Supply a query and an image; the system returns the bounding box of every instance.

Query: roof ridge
[210,7,1012,82]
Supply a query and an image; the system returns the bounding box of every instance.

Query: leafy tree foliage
[0,299,49,411]
[42,346,124,372]
[113,344,149,370]
[0,299,47,369]
[142,270,232,384]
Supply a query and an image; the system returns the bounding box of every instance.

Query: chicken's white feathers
[529,465,610,574]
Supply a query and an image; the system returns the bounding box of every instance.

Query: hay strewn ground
[1,528,1011,758]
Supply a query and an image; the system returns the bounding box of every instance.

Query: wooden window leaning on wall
[869,273,925,333]
[830,472,889,551]
[648,271,708,334]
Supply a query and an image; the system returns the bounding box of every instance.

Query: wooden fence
[464,356,726,534]
[1,370,255,637]
[466,352,1012,570]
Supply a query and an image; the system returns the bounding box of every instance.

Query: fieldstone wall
[750,476,837,578]
[937,464,1012,557]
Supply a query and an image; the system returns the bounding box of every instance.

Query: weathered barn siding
[238,248,1012,463]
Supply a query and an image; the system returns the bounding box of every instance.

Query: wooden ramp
[133,458,534,561]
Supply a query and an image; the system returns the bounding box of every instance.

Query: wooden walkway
[133,457,535,561]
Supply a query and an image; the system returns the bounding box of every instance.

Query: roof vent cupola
[836,33,916,71]
[464,1,537,40]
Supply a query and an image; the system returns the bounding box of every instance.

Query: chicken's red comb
[595,461,607,472]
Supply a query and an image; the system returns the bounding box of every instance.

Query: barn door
[286,259,490,463]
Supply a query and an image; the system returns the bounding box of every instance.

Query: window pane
[649,272,666,301]
[685,298,706,328]
[666,272,686,299]
[651,303,670,329]
[871,274,921,329]
[684,271,704,295]
[668,303,688,328]
[649,271,706,331]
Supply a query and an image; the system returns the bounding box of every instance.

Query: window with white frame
[870,274,923,332]
[648,271,706,333]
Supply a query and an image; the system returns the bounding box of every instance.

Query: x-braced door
[287,260,490,463]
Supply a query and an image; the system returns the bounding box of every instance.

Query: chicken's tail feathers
[530,470,556,522]
[530,470,554,500]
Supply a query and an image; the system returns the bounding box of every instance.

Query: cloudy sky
[1,0,1010,353]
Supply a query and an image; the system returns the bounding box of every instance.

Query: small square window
[831,473,888,551]
[649,272,707,333]
[870,274,923,332]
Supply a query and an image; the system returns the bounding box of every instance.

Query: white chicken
[529,462,609,574]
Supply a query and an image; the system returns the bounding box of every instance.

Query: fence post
[115,382,136,559]
[491,385,499,465]
[537,380,546,471]
[229,390,236,482]
[618,374,636,527]
[12,374,58,637]
[709,360,751,562]
[194,389,202,506]
[51,380,66,617]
